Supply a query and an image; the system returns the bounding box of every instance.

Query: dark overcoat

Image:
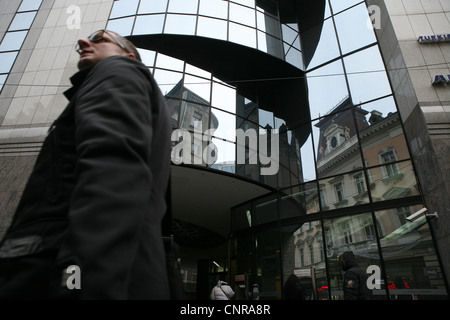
[0,56,171,299]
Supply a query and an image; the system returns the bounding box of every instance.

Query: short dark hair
[108,30,142,62]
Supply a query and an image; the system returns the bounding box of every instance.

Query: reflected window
[379,149,400,178]
[334,182,345,202]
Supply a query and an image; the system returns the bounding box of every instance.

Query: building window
[0,0,42,94]
[342,223,352,244]
[190,112,202,128]
[354,172,366,194]
[309,244,314,265]
[379,149,400,178]
[334,182,344,202]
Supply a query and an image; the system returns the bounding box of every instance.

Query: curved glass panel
[168,0,199,14]
[198,0,228,19]
[165,14,197,35]
[138,0,168,14]
[133,14,165,35]
[229,22,257,48]
[197,16,227,40]
[107,17,134,35]
[110,0,139,18]
[230,2,256,27]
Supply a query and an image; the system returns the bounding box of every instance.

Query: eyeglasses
[75,30,129,54]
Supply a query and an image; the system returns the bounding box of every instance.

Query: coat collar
[63,65,94,101]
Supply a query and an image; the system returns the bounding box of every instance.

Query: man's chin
[77,58,94,70]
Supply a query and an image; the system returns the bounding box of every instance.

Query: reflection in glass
[109,0,139,18]
[334,3,376,54]
[138,0,168,14]
[257,31,283,58]
[281,221,328,300]
[165,14,197,35]
[184,74,211,103]
[344,45,392,104]
[368,160,419,202]
[168,0,199,14]
[211,138,235,170]
[211,108,236,142]
[306,18,340,69]
[154,69,183,97]
[197,16,227,40]
[156,52,184,71]
[317,170,368,211]
[324,213,384,300]
[307,60,348,120]
[330,0,364,14]
[254,229,281,299]
[211,80,236,113]
[375,206,448,299]
[313,103,363,179]
[8,12,37,31]
[280,182,319,218]
[137,48,156,67]
[108,17,134,36]
[357,96,411,166]
[230,2,255,27]
[133,15,165,35]
[229,22,257,48]
[198,0,228,19]
[0,52,18,73]
[0,31,28,52]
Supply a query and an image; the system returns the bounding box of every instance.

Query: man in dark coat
[0,30,171,299]
[339,251,372,300]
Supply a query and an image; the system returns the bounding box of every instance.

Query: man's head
[75,30,142,70]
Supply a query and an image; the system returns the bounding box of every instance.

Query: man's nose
[76,38,91,53]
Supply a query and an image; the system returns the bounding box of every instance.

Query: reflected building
[0,0,449,300]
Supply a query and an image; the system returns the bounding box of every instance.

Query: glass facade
[0,0,42,93]
[106,0,447,299]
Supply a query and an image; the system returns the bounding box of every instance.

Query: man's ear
[126,52,136,60]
